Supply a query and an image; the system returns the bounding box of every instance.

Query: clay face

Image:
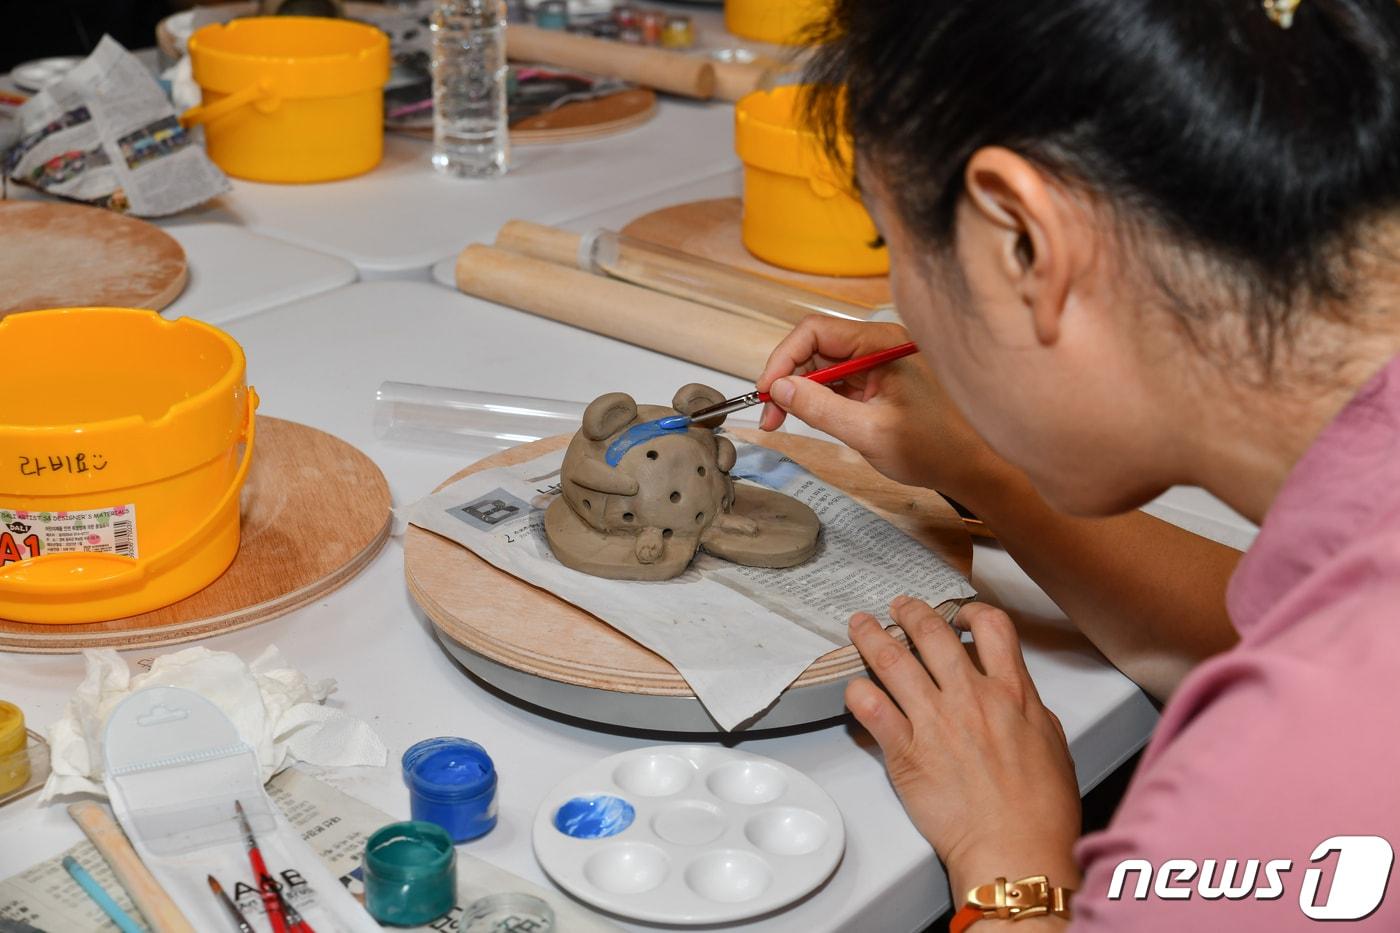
[545,384,821,581]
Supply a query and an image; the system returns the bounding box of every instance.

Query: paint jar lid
[461,893,555,933]
[364,820,455,884]
[402,737,496,801]
[0,702,24,757]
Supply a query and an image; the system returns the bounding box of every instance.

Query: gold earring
[1263,0,1303,28]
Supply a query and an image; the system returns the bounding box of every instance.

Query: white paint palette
[532,745,845,925]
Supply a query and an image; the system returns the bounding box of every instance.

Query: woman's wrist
[946,841,1081,913]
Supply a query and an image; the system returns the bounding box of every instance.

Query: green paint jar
[362,821,457,926]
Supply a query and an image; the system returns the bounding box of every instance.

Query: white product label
[0,505,138,566]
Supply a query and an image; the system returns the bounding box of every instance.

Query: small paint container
[402,737,498,843]
[0,702,28,798]
[461,893,555,933]
[363,821,457,927]
[535,0,569,30]
[660,15,694,49]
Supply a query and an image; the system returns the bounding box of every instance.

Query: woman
[760,0,1400,928]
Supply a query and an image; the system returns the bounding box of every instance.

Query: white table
[432,168,742,289]
[187,99,738,280]
[0,281,1160,932]
[160,221,358,325]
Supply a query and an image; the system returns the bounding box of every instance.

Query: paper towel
[41,645,386,801]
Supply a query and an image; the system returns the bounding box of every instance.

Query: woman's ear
[963,147,1079,346]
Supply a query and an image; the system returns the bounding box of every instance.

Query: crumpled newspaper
[3,35,228,216]
[41,645,386,801]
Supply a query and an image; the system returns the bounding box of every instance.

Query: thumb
[770,375,873,446]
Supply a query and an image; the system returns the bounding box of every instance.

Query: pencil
[62,855,143,933]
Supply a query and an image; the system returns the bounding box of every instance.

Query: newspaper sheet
[3,36,227,216]
[0,768,620,933]
[406,441,976,730]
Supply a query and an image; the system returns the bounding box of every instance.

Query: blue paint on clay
[604,416,691,467]
[553,795,636,839]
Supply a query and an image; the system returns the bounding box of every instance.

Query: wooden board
[406,430,971,699]
[0,418,391,653]
[0,202,188,317]
[392,88,657,146]
[622,198,893,311]
[511,88,657,145]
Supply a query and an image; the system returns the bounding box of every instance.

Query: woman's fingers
[954,603,1024,676]
[891,595,971,689]
[849,612,941,714]
[757,317,910,392]
[845,676,913,754]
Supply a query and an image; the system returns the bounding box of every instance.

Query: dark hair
[805,0,1400,362]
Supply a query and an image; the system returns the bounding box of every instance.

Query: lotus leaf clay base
[544,385,820,581]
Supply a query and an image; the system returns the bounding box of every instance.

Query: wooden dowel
[455,243,788,381]
[68,801,197,933]
[711,59,780,103]
[507,24,716,100]
[494,219,583,269]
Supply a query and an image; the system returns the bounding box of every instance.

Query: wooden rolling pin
[68,801,196,933]
[711,58,781,103]
[507,24,716,100]
[456,243,788,380]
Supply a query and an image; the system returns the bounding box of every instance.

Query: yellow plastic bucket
[725,0,829,45]
[0,308,258,624]
[183,17,390,183]
[734,85,888,277]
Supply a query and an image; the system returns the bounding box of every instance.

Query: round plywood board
[0,202,188,317]
[511,87,657,145]
[0,418,391,653]
[406,430,971,706]
[621,198,893,312]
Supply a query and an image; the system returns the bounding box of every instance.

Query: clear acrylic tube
[582,228,872,328]
[374,381,766,454]
[374,382,586,453]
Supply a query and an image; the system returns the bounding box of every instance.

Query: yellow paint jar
[734,85,888,277]
[725,0,829,45]
[184,17,390,183]
[0,308,258,624]
[0,701,27,797]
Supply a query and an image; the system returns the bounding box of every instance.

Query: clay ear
[582,392,638,441]
[715,436,737,472]
[672,383,727,425]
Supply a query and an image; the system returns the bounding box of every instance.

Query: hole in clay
[697,466,706,476]
[646,450,659,460]
[583,499,592,510]
[670,491,681,503]
[623,512,635,522]
[662,529,674,539]
[696,512,705,524]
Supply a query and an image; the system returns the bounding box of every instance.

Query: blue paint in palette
[604,416,690,467]
[553,795,636,839]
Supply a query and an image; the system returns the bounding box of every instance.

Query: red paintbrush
[234,801,289,933]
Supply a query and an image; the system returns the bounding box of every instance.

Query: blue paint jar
[363,821,457,926]
[401,737,498,843]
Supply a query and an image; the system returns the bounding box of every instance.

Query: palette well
[532,745,845,924]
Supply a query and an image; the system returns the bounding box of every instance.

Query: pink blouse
[1073,355,1400,928]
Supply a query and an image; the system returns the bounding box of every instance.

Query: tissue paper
[42,645,385,801]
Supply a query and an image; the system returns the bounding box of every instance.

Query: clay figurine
[545,384,821,581]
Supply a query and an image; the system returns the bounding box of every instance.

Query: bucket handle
[0,389,260,599]
[180,80,278,130]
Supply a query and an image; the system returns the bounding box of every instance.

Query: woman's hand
[847,597,1082,898]
[757,316,1012,503]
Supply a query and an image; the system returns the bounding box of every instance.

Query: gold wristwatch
[949,875,1074,932]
